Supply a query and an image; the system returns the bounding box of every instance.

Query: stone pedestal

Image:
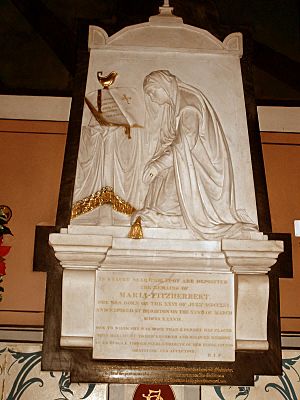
[222,239,283,351]
[49,226,283,359]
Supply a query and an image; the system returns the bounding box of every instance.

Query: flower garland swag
[0,205,12,302]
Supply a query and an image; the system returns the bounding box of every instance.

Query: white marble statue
[73,69,257,239]
[131,70,257,239]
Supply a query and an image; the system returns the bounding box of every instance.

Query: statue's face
[146,86,169,105]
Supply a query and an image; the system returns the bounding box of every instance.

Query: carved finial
[149,0,182,24]
[159,0,173,16]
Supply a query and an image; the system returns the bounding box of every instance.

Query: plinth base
[50,225,283,361]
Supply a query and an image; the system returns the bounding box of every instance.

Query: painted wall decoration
[0,344,107,400]
[0,344,299,399]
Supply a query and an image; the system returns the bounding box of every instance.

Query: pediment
[89,10,242,56]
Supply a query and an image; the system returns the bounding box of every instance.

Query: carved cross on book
[84,71,144,139]
[85,71,132,138]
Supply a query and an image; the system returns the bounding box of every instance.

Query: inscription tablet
[93,271,235,361]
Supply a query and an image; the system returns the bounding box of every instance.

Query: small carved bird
[97,71,118,89]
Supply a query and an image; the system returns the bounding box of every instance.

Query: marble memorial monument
[48,1,283,383]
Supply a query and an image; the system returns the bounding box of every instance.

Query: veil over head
[143,70,179,159]
[143,70,178,109]
[141,70,257,239]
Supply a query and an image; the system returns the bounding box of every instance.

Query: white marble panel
[235,274,269,349]
[93,271,235,361]
[73,35,258,228]
[61,269,95,341]
[73,56,258,238]
[111,237,220,251]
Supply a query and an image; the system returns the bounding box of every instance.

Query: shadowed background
[0,0,299,103]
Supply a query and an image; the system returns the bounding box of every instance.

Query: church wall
[260,132,300,331]
[258,106,300,334]
[0,97,299,335]
[0,97,68,326]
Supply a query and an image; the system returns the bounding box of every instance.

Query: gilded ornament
[71,187,143,239]
[142,389,164,400]
[71,187,136,219]
[97,71,118,89]
[128,216,143,239]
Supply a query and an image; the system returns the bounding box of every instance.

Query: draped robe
[141,71,257,239]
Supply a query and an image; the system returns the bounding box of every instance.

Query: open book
[85,87,144,138]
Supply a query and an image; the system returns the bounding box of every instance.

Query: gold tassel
[128,216,143,239]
